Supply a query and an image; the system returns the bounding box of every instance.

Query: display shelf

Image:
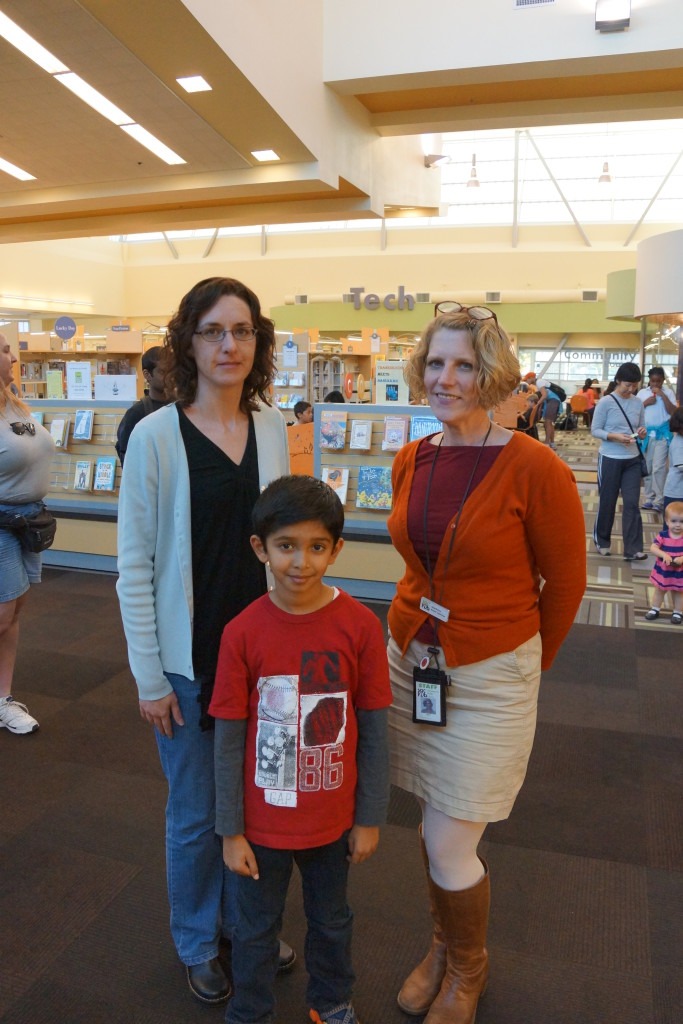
[27,399,129,515]
[18,329,144,400]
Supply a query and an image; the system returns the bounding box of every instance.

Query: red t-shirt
[210,591,392,849]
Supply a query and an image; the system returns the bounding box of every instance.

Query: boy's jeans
[226,833,355,1024]
[155,672,236,965]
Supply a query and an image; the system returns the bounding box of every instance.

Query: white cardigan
[116,401,289,701]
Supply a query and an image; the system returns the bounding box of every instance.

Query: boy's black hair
[293,400,311,417]
[142,345,163,373]
[252,474,344,544]
[323,389,345,403]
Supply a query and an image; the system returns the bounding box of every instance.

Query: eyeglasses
[10,421,36,436]
[193,325,257,343]
[434,301,498,323]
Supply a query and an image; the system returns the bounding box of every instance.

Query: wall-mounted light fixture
[595,0,630,33]
[466,154,480,188]
[598,161,612,183]
[424,153,449,168]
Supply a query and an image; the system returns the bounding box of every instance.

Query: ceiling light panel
[0,10,68,73]
[0,156,36,181]
[54,72,133,125]
[251,149,280,162]
[120,123,186,165]
[176,75,211,93]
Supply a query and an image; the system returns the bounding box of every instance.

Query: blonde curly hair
[405,312,521,409]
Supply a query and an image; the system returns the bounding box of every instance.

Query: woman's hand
[610,432,633,446]
[223,835,259,878]
[346,824,379,864]
[139,693,184,738]
[637,426,648,440]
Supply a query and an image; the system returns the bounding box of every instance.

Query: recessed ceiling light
[0,156,36,181]
[251,149,280,162]
[176,75,212,93]
[54,72,132,125]
[120,124,186,165]
[0,11,68,74]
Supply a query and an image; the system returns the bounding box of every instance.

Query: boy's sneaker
[0,695,39,734]
[309,1004,360,1024]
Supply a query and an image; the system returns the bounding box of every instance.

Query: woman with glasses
[116,278,294,1006]
[0,333,55,735]
[386,304,586,1024]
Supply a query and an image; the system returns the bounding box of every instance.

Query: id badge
[412,665,449,727]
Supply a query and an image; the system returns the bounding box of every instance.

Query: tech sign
[349,286,416,311]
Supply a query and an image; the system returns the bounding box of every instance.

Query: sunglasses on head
[434,301,498,323]
[10,421,36,436]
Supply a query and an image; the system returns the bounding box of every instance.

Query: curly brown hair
[161,277,276,411]
[405,312,521,409]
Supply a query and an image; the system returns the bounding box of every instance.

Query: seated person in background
[211,475,392,1024]
[323,389,345,403]
[293,400,313,424]
[115,346,170,465]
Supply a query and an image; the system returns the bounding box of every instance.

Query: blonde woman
[386,304,586,1023]
[0,333,55,734]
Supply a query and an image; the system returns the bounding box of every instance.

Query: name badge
[420,596,450,622]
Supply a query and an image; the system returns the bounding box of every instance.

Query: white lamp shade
[634,229,683,323]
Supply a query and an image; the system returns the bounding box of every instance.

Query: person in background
[0,333,55,735]
[115,345,170,465]
[661,407,683,521]
[385,305,586,1024]
[637,367,677,512]
[293,400,313,424]
[323,390,345,403]
[116,278,294,1007]
[644,500,683,625]
[579,377,596,426]
[534,376,564,451]
[591,362,648,560]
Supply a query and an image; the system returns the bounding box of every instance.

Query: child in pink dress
[645,500,683,624]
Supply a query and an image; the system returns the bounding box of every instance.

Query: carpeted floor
[1,430,681,1024]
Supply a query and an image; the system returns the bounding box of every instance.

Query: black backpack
[545,381,567,402]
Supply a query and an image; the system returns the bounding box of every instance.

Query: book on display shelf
[355,465,393,511]
[30,411,44,425]
[49,416,70,449]
[322,466,349,505]
[349,419,372,451]
[72,408,94,441]
[381,415,410,452]
[409,415,442,442]
[93,455,117,492]
[73,460,93,491]
[319,409,347,451]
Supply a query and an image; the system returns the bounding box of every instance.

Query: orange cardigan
[387,432,586,671]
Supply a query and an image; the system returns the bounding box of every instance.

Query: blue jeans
[226,833,355,1024]
[155,673,236,965]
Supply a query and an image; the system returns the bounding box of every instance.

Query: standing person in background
[579,377,596,425]
[385,304,586,1024]
[661,407,683,521]
[116,278,294,1007]
[637,367,677,512]
[115,345,170,465]
[591,362,648,560]
[534,377,564,451]
[0,334,55,735]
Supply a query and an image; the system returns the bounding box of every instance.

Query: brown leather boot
[423,859,489,1024]
[397,828,447,1015]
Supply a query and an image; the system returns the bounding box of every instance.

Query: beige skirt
[387,632,542,823]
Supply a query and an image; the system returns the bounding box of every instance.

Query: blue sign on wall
[55,316,77,340]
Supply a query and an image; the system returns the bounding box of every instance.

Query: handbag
[0,502,57,553]
[609,395,648,477]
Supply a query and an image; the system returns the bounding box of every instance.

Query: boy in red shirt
[210,475,392,1024]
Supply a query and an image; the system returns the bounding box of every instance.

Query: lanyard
[421,423,492,663]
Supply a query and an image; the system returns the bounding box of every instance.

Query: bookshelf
[18,329,145,401]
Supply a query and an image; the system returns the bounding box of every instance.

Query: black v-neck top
[178,406,266,682]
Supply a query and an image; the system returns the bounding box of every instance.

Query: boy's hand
[346,825,379,864]
[223,835,259,879]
